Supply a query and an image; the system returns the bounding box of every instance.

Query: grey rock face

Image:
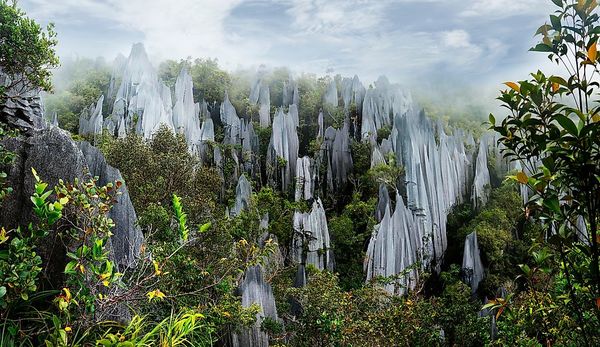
[78,142,143,271]
[231,265,279,347]
[78,95,104,137]
[231,174,252,217]
[319,122,353,191]
[375,184,390,223]
[462,232,485,294]
[221,91,241,145]
[340,75,365,111]
[294,156,313,202]
[471,134,492,210]
[259,84,271,128]
[365,194,420,295]
[1,103,144,319]
[267,108,299,192]
[173,68,202,150]
[106,43,174,139]
[360,76,413,140]
[292,199,334,276]
[365,104,478,294]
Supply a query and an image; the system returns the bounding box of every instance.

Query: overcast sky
[20,0,561,95]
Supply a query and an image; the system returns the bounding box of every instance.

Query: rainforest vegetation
[0,0,599,346]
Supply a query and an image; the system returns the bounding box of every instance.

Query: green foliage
[158,58,231,104]
[489,1,600,344]
[172,194,189,242]
[366,153,404,194]
[97,311,212,347]
[0,0,59,99]
[55,176,122,324]
[0,124,16,204]
[44,58,111,133]
[328,193,376,290]
[0,168,62,309]
[286,269,488,346]
[100,126,222,226]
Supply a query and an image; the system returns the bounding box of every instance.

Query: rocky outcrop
[1,96,144,318]
[462,232,485,294]
[78,141,143,271]
[292,198,334,284]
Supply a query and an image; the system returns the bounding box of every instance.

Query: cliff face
[1,92,144,319]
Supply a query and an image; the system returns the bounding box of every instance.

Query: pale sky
[20,0,561,95]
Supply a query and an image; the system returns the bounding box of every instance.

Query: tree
[0,0,59,100]
[491,0,600,343]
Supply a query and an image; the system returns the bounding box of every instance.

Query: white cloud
[286,0,388,35]
[22,0,269,68]
[460,0,551,18]
[18,0,555,90]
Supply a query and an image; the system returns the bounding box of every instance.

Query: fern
[172,194,189,242]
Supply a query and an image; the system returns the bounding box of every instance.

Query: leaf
[549,76,569,87]
[543,197,561,214]
[589,42,598,62]
[31,168,40,182]
[592,113,600,122]
[496,306,505,320]
[199,222,212,233]
[530,43,553,52]
[550,15,562,30]
[516,171,529,184]
[504,82,520,93]
[551,0,563,7]
[555,115,579,136]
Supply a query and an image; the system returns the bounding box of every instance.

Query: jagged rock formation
[340,75,366,111]
[375,184,390,223]
[1,94,144,320]
[267,108,299,192]
[471,134,492,210]
[250,73,271,128]
[365,107,477,293]
[228,177,281,347]
[106,43,174,138]
[320,122,353,192]
[294,156,313,202]
[282,76,299,107]
[78,95,104,136]
[462,232,485,294]
[44,45,501,306]
[231,174,252,217]
[371,145,387,168]
[51,112,58,127]
[361,76,413,140]
[221,91,241,145]
[365,193,420,295]
[173,68,202,150]
[78,141,143,270]
[292,199,334,286]
[259,84,271,128]
[231,265,279,347]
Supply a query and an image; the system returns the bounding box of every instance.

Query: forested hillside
[0,0,599,346]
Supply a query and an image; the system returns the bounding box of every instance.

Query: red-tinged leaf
[504,82,520,93]
[589,42,598,61]
[496,306,505,320]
